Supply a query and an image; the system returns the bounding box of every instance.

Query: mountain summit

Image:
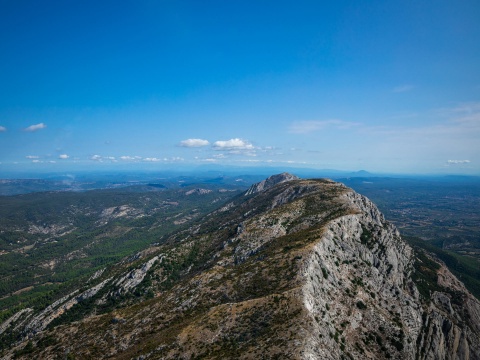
[244,172,299,195]
[2,175,479,359]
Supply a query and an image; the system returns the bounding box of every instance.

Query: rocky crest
[244,172,299,196]
[2,175,479,359]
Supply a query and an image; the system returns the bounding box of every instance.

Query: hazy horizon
[2,165,480,181]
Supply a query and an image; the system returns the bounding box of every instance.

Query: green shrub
[356,300,367,310]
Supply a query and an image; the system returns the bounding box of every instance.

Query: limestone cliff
[2,175,479,359]
[244,172,299,195]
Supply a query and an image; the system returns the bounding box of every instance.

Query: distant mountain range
[0,169,377,196]
[3,167,480,196]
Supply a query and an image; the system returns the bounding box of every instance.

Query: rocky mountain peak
[244,172,300,196]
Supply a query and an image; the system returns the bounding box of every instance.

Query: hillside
[1,174,479,359]
[0,184,243,330]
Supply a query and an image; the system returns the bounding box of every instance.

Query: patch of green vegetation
[407,243,442,301]
[405,236,480,300]
[352,277,364,288]
[13,340,35,358]
[360,225,374,246]
[390,337,404,351]
[356,300,367,310]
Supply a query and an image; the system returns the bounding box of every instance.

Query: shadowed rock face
[3,175,480,360]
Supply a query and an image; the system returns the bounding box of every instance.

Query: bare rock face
[244,172,300,196]
[185,188,213,196]
[301,191,480,360]
[3,175,479,359]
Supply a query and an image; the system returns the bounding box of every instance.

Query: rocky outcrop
[97,205,145,225]
[301,190,480,359]
[0,309,32,336]
[114,256,161,294]
[21,277,113,336]
[0,255,163,343]
[244,172,299,196]
[185,188,213,196]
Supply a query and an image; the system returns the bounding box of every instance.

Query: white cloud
[49,161,56,164]
[32,159,41,163]
[228,150,257,156]
[0,126,6,132]
[144,157,161,162]
[24,123,47,132]
[393,84,414,93]
[91,155,102,161]
[119,156,142,161]
[25,155,39,159]
[447,160,471,164]
[289,120,359,134]
[180,138,210,147]
[213,138,254,150]
[237,159,261,163]
[58,154,69,159]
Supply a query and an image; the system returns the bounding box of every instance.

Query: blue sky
[1,0,479,175]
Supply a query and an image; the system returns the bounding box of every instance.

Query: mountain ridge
[244,172,300,196]
[1,175,479,359]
